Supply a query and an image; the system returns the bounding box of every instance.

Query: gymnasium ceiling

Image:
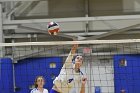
[1,0,140,59]
[1,0,140,42]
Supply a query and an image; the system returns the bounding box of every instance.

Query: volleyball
[47,22,60,35]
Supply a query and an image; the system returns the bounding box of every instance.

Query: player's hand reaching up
[71,44,78,54]
[81,77,87,85]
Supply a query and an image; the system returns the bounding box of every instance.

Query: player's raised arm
[62,44,78,68]
[80,77,87,93]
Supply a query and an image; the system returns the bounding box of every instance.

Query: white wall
[123,0,140,12]
[81,57,114,93]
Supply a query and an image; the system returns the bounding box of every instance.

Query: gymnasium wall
[0,57,62,93]
[14,57,62,93]
[0,58,14,93]
[114,54,140,93]
[1,54,140,93]
[81,56,114,93]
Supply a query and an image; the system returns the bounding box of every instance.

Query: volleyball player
[31,76,48,93]
[50,44,87,93]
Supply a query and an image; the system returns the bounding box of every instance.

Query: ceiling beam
[18,1,40,16]
[84,23,140,40]
[3,15,140,25]
[0,0,42,1]
[3,25,18,29]
[6,1,22,19]
[18,25,77,40]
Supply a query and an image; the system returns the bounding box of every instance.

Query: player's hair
[72,55,83,64]
[34,76,45,88]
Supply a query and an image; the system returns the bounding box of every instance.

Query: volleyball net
[1,39,140,93]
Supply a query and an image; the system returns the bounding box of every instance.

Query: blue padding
[114,54,140,93]
[14,57,62,93]
[95,86,101,93]
[0,58,13,93]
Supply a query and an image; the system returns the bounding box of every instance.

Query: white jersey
[30,88,48,93]
[53,52,84,93]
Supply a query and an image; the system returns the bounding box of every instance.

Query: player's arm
[53,44,78,92]
[80,77,87,93]
[62,44,78,68]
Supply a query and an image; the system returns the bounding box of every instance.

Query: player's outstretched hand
[71,44,78,54]
[82,77,87,85]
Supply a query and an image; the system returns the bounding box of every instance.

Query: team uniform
[30,88,48,93]
[50,52,84,93]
